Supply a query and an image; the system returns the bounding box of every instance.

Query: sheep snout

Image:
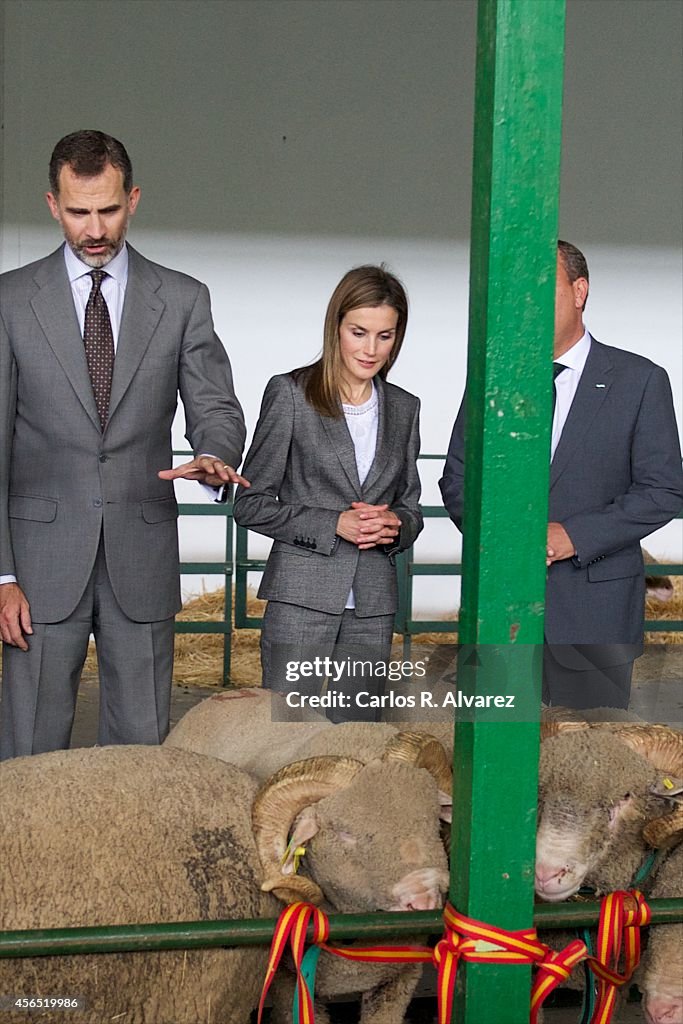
[534,859,586,901]
[389,868,449,912]
[644,996,683,1024]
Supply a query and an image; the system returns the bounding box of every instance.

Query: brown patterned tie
[84,269,114,429]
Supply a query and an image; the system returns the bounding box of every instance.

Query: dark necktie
[84,270,115,429]
[552,362,566,420]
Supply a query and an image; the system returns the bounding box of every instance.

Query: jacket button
[93,498,103,508]
[99,454,108,463]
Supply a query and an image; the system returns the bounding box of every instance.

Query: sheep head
[253,754,449,914]
[536,731,680,901]
[638,845,683,1024]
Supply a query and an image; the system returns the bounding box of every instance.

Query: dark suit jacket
[439,338,683,664]
[233,372,422,616]
[0,244,245,623]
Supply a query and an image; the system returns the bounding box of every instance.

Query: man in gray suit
[0,130,246,758]
[439,240,683,709]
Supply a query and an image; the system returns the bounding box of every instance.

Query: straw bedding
[2,575,680,689]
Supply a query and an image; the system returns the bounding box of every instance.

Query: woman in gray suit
[233,265,422,720]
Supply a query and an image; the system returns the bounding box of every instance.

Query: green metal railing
[1,899,682,960]
[231,484,683,663]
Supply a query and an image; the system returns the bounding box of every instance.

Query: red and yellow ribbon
[584,889,651,1024]
[258,890,650,1024]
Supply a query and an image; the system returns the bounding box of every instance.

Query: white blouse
[342,383,379,609]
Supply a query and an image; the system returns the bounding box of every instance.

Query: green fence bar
[450,2,566,1022]
[177,500,233,684]
[2,899,682,959]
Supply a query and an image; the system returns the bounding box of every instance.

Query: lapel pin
[595,383,606,388]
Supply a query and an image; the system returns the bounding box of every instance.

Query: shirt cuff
[0,575,18,585]
[199,482,230,503]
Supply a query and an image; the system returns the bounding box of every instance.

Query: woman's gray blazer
[233,373,422,617]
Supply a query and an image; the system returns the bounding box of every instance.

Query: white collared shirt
[63,242,128,349]
[551,329,591,460]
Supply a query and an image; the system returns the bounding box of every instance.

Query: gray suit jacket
[439,338,683,663]
[233,373,422,616]
[0,244,245,623]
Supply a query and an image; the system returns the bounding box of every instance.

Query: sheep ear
[438,790,453,824]
[281,809,319,875]
[650,776,683,802]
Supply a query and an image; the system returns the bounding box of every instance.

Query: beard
[67,227,127,269]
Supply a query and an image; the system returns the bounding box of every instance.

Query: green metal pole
[451,2,565,1022]
[223,501,234,685]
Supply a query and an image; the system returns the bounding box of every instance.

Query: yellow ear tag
[280,838,307,874]
[662,777,674,790]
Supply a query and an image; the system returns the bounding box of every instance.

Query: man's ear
[573,276,589,310]
[127,186,141,216]
[45,192,60,221]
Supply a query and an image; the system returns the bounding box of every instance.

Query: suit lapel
[320,409,363,497]
[106,246,165,425]
[361,376,396,495]
[550,338,613,489]
[30,249,101,430]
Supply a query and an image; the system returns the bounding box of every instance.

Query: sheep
[1,735,451,1024]
[167,701,454,1022]
[637,844,683,1024]
[535,725,683,901]
[165,687,454,780]
[643,548,675,603]
[168,701,454,1023]
[0,745,278,1024]
[164,685,333,779]
[629,774,683,1024]
[254,748,451,1024]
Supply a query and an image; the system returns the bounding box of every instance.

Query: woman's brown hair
[292,264,409,418]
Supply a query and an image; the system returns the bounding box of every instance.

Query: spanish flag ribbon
[257,901,329,1024]
[583,889,651,1024]
[440,902,559,1024]
[258,890,650,1024]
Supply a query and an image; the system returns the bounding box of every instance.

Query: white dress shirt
[551,329,591,460]
[64,242,128,347]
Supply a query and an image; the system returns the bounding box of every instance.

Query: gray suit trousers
[0,541,174,759]
[260,602,394,723]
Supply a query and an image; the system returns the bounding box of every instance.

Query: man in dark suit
[439,240,683,708]
[0,130,246,758]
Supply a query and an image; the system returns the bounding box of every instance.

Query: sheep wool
[0,745,278,1024]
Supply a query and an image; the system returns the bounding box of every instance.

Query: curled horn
[382,731,452,793]
[643,803,683,849]
[252,755,364,905]
[607,724,683,774]
[609,724,683,849]
[540,707,590,740]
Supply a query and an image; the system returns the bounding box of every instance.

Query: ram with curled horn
[251,735,451,1024]
[536,723,683,903]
